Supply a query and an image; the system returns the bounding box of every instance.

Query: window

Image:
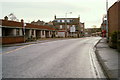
[70,20,73,22]
[67,20,70,22]
[57,20,61,22]
[81,29,83,31]
[62,20,65,22]
[60,25,62,29]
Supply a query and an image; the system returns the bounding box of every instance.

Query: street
[2,37,106,78]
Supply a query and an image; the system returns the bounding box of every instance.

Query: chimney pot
[4,16,8,20]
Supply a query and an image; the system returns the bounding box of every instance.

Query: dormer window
[62,20,65,22]
[67,20,70,22]
[57,20,61,22]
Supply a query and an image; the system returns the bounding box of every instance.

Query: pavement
[95,38,120,80]
[2,38,72,47]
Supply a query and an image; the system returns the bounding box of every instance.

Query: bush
[110,32,117,48]
[111,32,117,43]
[118,40,120,52]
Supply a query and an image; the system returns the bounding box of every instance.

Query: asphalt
[2,38,77,47]
[2,37,105,78]
[95,38,120,80]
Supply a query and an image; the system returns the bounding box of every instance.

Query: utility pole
[106,0,109,40]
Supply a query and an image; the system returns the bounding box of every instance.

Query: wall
[58,31,65,37]
[108,2,118,36]
[1,36,24,44]
[0,27,2,37]
[41,30,45,38]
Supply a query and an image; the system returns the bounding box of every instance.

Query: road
[2,37,106,78]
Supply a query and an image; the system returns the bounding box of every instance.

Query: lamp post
[65,12,72,37]
[23,23,26,43]
[106,0,109,40]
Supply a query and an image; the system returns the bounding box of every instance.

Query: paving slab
[95,38,120,80]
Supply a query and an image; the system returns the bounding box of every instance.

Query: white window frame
[67,20,70,22]
[62,20,64,22]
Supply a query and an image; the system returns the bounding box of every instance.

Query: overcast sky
[0,0,117,28]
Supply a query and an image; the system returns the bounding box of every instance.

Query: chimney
[21,19,24,27]
[54,15,56,19]
[78,15,80,21]
[4,16,8,20]
[21,19,24,23]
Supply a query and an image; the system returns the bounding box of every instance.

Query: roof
[108,1,119,11]
[0,19,56,31]
[25,23,55,30]
[0,19,23,27]
[55,18,79,19]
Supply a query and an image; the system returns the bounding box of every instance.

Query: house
[0,16,57,44]
[53,15,84,38]
[108,1,120,50]
[31,20,45,25]
[0,16,24,44]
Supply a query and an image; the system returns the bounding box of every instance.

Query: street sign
[70,25,76,32]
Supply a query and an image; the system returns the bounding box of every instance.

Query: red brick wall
[1,36,24,44]
[108,2,119,36]
[118,2,120,32]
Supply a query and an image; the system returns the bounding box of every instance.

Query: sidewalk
[95,38,120,79]
[2,38,75,47]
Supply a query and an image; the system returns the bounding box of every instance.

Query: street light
[106,0,109,40]
[65,12,72,37]
[23,22,26,43]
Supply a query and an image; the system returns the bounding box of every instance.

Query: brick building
[53,15,84,38]
[108,1,120,37]
[0,16,57,44]
[108,1,120,49]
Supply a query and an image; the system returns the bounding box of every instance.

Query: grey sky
[0,0,117,28]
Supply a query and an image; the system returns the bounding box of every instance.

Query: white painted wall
[49,31,52,38]
[58,32,65,37]
[55,31,58,37]
[13,29,17,36]
[33,30,36,38]
[19,29,23,36]
[41,30,45,38]
[29,29,32,38]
